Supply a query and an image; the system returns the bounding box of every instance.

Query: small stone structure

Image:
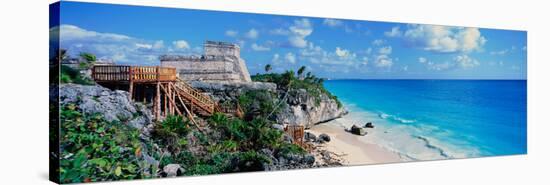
[160,41,252,82]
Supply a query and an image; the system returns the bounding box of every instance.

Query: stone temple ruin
[160,41,252,83]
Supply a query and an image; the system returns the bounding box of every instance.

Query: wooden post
[156,82,161,120]
[128,67,133,100]
[163,83,167,117]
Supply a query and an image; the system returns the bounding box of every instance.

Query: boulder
[59,84,154,130]
[304,132,317,142]
[318,133,331,142]
[350,125,367,136]
[163,164,184,177]
[275,89,348,128]
[364,122,374,128]
[271,124,285,131]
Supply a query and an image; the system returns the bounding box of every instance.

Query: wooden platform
[92,65,218,124]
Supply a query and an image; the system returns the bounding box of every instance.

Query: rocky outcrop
[191,81,347,128]
[350,125,367,136]
[276,89,348,128]
[59,84,154,132]
[190,81,276,102]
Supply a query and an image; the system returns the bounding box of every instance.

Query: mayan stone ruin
[160,41,252,82]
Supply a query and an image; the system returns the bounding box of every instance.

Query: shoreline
[308,119,402,165]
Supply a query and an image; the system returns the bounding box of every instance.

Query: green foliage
[79,52,97,62]
[238,90,280,118]
[151,115,191,154]
[251,66,342,108]
[60,65,95,85]
[276,142,306,157]
[297,66,306,76]
[232,151,271,172]
[59,104,151,183]
[264,64,272,73]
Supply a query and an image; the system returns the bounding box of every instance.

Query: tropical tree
[297,66,306,78]
[79,52,97,62]
[264,64,272,73]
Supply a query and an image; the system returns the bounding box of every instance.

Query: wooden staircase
[171,77,215,116]
[91,65,243,123]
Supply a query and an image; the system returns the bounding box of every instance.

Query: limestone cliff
[276,89,348,128]
[190,81,347,128]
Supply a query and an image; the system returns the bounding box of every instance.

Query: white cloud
[285,52,297,64]
[453,54,479,68]
[271,53,281,64]
[251,43,271,51]
[374,54,393,68]
[58,24,131,42]
[135,43,152,49]
[366,48,372,55]
[402,25,487,53]
[490,49,509,55]
[427,61,453,71]
[335,47,351,58]
[418,57,428,63]
[269,28,289,35]
[362,57,369,65]
[384,26,402,37]
[323,19,343,27]
[378,46,392,55]
[225,30,238,37]
[288,18,313,48]
[245,28,259,39]
[372,39,385,46]
[153,40,164,49]
[172,40,190,49]
[56,24,198,64]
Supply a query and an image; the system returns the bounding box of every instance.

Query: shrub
[59,104,151,183]
[60,65,94,85]
[151,115,191,154]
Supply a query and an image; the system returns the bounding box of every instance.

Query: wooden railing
[174,77,215,113]
[285,125,305,147]
[92,65,177,82]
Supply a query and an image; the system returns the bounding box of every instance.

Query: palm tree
[264,64,272,73]
[297,66,306,80]
[79,52,96,62]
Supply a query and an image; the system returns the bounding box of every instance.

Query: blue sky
[54,1,527,79]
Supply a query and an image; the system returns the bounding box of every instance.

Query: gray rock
[350,125,367,136]
[163,164,184,177]
[275,88,348,128]
[364,122,374,128]
[304,132,317,142]
[283,134,294,144]
[59,84,154,130]
[272,124,285,132]
[318,133,331,142]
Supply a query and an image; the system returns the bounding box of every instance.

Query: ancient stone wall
[160,41,251,82]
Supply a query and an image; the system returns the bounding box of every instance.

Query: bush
[60,65,94,85]
[59,104,152,183]
[276,143,306,157]
[151,115,191,154]
[251,67,342,108]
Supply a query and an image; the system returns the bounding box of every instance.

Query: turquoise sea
[324,80,527,160]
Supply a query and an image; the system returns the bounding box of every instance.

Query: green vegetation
[78,52,97,69]
[252,65,342,108]
[60,65,95,85]
[59,104,153,183]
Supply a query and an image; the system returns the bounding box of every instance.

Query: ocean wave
[412,135,451,159]
[378,112,416,124]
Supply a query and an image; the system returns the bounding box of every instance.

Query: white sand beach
[308,120,402,165]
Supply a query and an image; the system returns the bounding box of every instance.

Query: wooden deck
[92,65,221,124]
[92,65,177,83]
